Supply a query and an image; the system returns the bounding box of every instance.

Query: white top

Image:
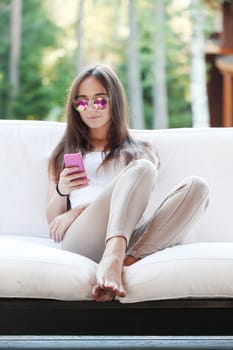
[69,152,122,209]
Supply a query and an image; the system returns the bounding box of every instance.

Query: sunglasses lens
[94,98,108,110]
[73,97,108,112]
[75,99,88,112]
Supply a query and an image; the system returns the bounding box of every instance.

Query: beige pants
[62,159,209,262]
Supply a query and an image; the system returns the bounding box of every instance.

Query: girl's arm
[46,177,89,243]
[48,203,88,243]
[46,166,89,224]
[46,178,67,224]
[46,166,90,242]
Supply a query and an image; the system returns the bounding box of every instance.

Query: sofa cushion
[119,242,233,303]
[0,120,65,239]
[1,238,233,302]
[132,128,233,243]
[0,238,96,300]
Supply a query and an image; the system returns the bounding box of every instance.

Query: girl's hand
[49,206,87,243]
[58,167,89,195]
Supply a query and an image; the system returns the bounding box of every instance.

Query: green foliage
[0,0,224,126]
[165,4,192,128]
[16,0,61,119]
[119,0,192,129]
[0,0,62,120]
[46,54,76,121]
[0,1,10,118]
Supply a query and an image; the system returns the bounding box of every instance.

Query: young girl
[47,64,209,302]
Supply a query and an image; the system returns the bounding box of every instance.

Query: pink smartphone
[64,153,86,177]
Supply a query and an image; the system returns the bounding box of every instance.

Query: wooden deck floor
[0,336,233,349]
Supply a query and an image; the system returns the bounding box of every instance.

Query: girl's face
[75,76,111,135]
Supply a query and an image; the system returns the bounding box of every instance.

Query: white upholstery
[120,242,233,303]
[0,238,95,300]
[0,120,64,240]
[1,120,233,302]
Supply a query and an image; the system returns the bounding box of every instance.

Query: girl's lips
[87,115,100,120]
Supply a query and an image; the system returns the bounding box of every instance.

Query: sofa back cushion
[0,120,64,238]
[134,128,233,243]
[0,120,233,243]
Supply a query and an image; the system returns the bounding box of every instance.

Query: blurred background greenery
[0,0,228,128]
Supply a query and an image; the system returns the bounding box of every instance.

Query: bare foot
[92,285,115,302]
[92,255,126,302]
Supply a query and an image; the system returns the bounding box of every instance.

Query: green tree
[166,2,192,128]
[190,0,210,127]
[9,0,22,117]
[127,0,144,129]
[0,0,60,119]
[2,0,220,126]
[0,1,10,118]
[152,0,168,129]
[136,0,192,129]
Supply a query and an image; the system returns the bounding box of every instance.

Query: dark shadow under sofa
[1,298,233,336]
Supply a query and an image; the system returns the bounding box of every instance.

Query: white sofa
[1,119,233,335]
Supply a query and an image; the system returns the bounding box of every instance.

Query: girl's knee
[124,159,158,191]
[171,176,210,217]
[191,176,209,197]
[133,159,158,179]
[186,176,210,209]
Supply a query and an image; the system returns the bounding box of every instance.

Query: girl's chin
[86,120,111,130]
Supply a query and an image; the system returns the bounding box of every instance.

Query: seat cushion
[119,242,233,303]
[0,238,96,300]
[2,239,233,302]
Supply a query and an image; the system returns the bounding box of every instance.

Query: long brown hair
[49,64,157,182]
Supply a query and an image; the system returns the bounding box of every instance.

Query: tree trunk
[152,0,168,129]
[9,0,22,113]
[190,0,210,127]
[76,0,85,74]
[127,0,144,129]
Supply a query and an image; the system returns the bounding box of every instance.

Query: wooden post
[223,73,233,126]
[216,56,233,126]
